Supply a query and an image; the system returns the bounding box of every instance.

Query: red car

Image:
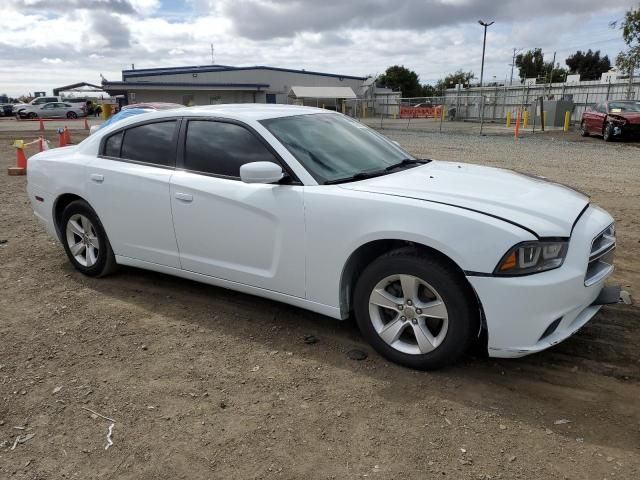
[121,102,183,111]
[580,100,640,141]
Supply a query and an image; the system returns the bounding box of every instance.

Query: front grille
[585,223,615,286]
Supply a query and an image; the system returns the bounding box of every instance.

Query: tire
[579,120,589,137]
[27,112,37,119]
[603,122,614,142]
[353,248,478,370]
[60,200,117,277]
[67,111,77,119]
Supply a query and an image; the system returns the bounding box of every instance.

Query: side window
[184,121,279,177]
[120,121,177,166]
[104,131,123,157]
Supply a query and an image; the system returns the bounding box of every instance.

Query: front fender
[303,186,536,309]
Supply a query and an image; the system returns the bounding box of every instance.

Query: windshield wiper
[324,170,387,185]
[384,158,430,172]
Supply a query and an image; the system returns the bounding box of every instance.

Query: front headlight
[494,241,568,276]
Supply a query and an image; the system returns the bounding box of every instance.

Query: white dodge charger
[26,104,618,369]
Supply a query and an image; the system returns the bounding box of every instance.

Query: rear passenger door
[86,119,181,268]
[169,119,306,297]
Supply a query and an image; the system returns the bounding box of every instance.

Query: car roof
[78,104,332,152]
[155,103,327,121]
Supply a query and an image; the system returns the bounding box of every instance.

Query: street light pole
[478,20,494,88]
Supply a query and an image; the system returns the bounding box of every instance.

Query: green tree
[516,49,567,83]
[565,49,611,80]
[435,70,475,93]
[421,84,437,97]
[377,65,424,98]
[612,6,640,83]
[515,48,545,80]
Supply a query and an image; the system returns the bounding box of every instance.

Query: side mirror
[240,161,284,184]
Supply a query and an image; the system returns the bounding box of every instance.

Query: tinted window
[184,121,279,177]
[121,121,177,166]
[104,131,123,157]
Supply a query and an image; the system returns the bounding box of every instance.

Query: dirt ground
[1,128,639,480]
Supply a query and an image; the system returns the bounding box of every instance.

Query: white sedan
[26,104,618,369]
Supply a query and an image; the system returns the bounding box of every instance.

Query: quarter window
[120,121,177,166]
[184,121,279,177]
[104,131,123,157]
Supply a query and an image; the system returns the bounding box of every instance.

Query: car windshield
[608,101,640,113]
[260,113,415,184]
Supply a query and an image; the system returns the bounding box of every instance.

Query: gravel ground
[1,128,639,480]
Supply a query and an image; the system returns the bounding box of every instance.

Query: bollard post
[523,110,529,128]
[506,111,512,128]
[563,111,570,132]
[542,111,547,130]
[514,110,521,139]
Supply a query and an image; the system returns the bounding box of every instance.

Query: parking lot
[1,126,639,479]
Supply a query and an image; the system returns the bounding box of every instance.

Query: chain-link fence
[342,95,491,135]
[295,78,639,136]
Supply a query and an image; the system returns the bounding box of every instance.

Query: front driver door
[170,119,305,298]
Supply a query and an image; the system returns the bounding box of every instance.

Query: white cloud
[0,0,634,96]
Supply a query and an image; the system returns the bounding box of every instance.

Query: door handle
[175,192,193,203]
[90,173,104,183]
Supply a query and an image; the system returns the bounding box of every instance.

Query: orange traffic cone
[64,127,71,145]
[58,128,67,147]
[38,136,49,152]
[39,119,45,131]
[84,117,90,130]
[8,141,27,175]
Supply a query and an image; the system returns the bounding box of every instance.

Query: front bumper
[468,205,616,358]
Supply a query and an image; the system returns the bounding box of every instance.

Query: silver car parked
[19,102,87,119]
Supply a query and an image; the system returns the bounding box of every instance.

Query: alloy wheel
[368,274,449,355]
[65,213,100,267]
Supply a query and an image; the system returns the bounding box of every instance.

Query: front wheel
[61,200,117,277]
[27,112,37,119]
[67,111,78,119]
[353,248,478,370]
[603,122,615,142]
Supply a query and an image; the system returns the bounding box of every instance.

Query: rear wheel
[603,122,614,142]
[354,248,477,370]
[579,120,589,137]
[61,200,116,277]
[67,111,78,119]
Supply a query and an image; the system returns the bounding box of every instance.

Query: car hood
[611,112,640,124]
[339,161,589,237]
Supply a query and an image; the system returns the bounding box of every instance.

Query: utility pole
[545,50,556,96]
[210,44,215,64]
[509,48,521,86]
[478,20,495,88]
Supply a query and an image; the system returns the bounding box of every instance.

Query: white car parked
[26,105,618,369]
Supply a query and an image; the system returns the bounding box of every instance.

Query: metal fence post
[479,95,486,135]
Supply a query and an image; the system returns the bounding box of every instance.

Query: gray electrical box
[527,99,574,127]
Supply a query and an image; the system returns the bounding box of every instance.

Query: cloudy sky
[1,0,636,97]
